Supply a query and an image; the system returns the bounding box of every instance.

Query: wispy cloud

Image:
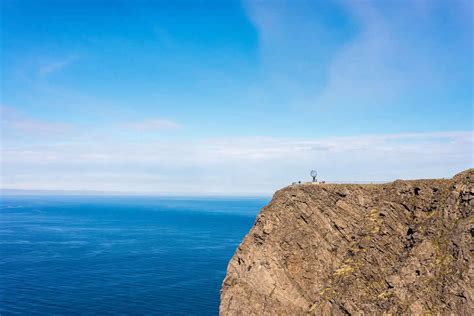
[0,105,72,135]
[124,118,182,131]
[38,55,79,77]
[314,1,445,108]
[244,0,472,109]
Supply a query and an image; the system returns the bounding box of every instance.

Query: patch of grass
[333,264,354,276]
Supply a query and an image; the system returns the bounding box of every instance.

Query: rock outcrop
[220,169,473,315]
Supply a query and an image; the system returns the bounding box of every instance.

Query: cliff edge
[220,169,473,315]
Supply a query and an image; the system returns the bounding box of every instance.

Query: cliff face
[220,169,473,315]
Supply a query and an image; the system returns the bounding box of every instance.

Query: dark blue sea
[0,196,268,315]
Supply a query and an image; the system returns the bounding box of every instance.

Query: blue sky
[1,0,473,195]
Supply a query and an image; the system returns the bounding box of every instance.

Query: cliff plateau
[220,169,473,315]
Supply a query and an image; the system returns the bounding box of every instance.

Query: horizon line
[0,180,396,197]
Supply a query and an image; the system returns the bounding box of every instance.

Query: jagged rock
[220,169,473,315]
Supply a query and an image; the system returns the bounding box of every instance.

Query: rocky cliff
[220,169,473,315]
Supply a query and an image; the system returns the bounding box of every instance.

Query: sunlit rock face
[220,169,473,315]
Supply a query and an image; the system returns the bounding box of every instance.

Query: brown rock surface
[220,169,473,315]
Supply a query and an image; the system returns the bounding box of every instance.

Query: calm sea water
[0,196,268,315]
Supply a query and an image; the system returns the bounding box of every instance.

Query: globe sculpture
[310,170,317,182]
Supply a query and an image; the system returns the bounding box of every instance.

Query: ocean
[0,195,268,315]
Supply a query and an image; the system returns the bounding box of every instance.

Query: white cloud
[124,118,182,131]
[1,131,472,195]
[0,105,72,135]
[244,0,472,109]
[38,55,78,77]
